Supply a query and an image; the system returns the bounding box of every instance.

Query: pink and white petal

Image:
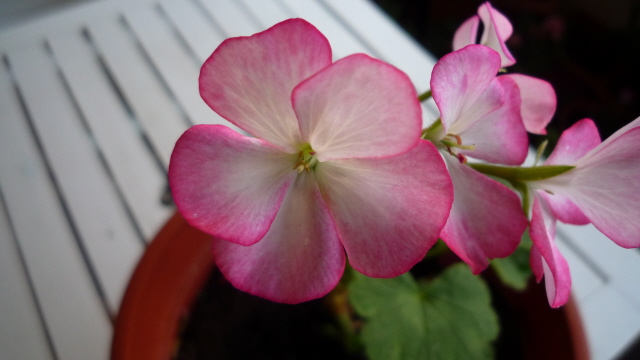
[169,125,297,246]
[538,191,590,225]
[453,15,480,50]
[545,118,601,165]
[478,2,516,67]
[431,45,504,133]
[315,141,453,277]
[597,115,640,150]
[212,171,345,304]
[199,19,332,151]
[293,54,421,162]
[554,127,640,248]
[503,74,556,135]
[529,197,571,308]
[440,156,528,274]
[458,76,528,165]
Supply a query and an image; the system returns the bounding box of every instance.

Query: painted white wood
[159,0,226,63]
[87,16,188,168]
[278,0,370,59]
[558,222,640,311]
[239,0,291,30]
[198,0,261,37]
[123,2,241,132]
[0,51,110,360]
[8,42,146,312]
[580,285,640,360]
[0,181,53,360]
[556,237,605,302]
[47,27,172,240]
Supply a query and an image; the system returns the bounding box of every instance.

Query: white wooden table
[0,0,639,359]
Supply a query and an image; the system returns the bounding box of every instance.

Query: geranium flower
[169,19,454,304]
[427,44,529,274]
[527,117,640,307]
[453,2,515,67]
[453,2,556,134]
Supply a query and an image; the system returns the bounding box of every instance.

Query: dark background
[373,0,640,149]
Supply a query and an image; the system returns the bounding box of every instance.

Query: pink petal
[452,15,480,51]
[169,125,297,246]
[478,2,516,67]
[538,191,589,225]
[212,171,345,304]
[315,141,453,277]
[458,75,528,165]
[555,127,640,248]
[199,19,332,152]
[545,118,601,165]
[503,74,557,135]
[439,155,528,274]
[597,115,640,150]
[431,45,504,134]
[293,54,422,161]
[529,197,571,308]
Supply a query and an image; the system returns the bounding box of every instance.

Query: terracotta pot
[112,211,590,360]
[111,212,214,360]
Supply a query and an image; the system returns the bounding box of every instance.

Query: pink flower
[428,44,529,274]
[453,3,556,134]
[453,2,516,67]
[169,19,454,304]
[528,117,640,307]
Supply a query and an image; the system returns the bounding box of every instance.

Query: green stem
[468,163,575,182]
[418,89,432,102]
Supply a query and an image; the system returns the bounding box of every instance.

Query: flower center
[294,144,318,173]
[441,134,476,163]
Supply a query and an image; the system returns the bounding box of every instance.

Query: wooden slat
[0,49,110,360]
[238,0,292,30]
[277,0,370,59]
[198,0,262,37]
[558,223,640,310]
[580,285,640,360]
[87,16,188,168]
[9,40,144,312]
[47,27,171,240]
[0,181,53,360]
[160,0,226,63]
[123,3,240,131]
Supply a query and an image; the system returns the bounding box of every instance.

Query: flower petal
[431,45,503,134]
[545,118,601,166]
[199,19,332,152]
[169,125,296,246]
[458,75,528,165]
[597,115,640,150]
[293,54,422,161]
[212,171,345,304]
[529,197,571,308]
[555,127,640,248]
[503,74,556,135]
[478,2,516,67]
[538,191,590,225]
[440,156,528,274]
[315,141,453,277]
[452,15,480,50]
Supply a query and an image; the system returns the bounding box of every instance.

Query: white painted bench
[0,0,638,359]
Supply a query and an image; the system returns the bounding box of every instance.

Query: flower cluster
[169,3,640,307]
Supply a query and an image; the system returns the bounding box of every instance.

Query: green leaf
[491,232,533,291]
[349,264,499,360]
